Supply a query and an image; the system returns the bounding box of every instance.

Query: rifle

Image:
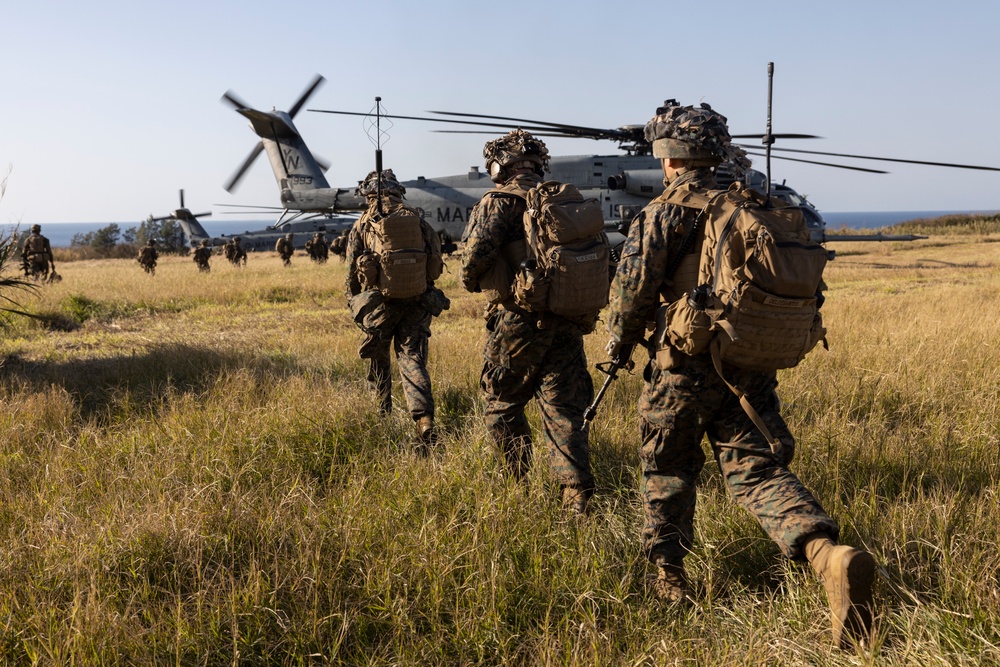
[583,342,637,424]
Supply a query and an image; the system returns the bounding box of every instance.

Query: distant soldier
[345,169,447,450]
[193,239,212,272]
[20,224,55,281]
[137,238,158,275]
[330,233,348,260]
[275,233,294,266]
[305,231,329,263]
[224,236,247,267]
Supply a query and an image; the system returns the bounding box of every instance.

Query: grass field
[1,233,998,665]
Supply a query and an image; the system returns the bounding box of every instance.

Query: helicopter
[217,75,360,250]
[222,76,998,246]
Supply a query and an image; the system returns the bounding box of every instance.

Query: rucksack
[660,182,828,455]
[512,181,610,327]
[361,200,442,300]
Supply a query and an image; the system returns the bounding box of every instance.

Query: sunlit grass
[0,237,998,664]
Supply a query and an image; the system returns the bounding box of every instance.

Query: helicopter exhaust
[607,170,664,197]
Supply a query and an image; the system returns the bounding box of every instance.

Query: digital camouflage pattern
[644,100,750,175]
[608,166,837,565]
[463,170,595,493]
[344,194,438,422]
[355,169,406,199]
[482,129,550,183]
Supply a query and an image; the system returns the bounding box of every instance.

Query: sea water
[6,211,999,248]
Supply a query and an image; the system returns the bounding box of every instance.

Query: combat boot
[561,485,591,516]
[415,416,437,455]
[652,559,692,605]
[803,532,876,649]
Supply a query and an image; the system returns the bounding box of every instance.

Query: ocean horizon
[6,210,998,248]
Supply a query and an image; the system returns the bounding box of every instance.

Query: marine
[224,236,247,267]
[20,224,56,282]
[605,100,875,648]
[345,169,446,449]
[330,233,348,260]
[305,232,329,264]
[275,233,294,266]
[137,238,158,275]
[461,129,596,514]
[193,239,212,272]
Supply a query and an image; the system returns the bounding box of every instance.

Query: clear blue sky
[2,0,999,224]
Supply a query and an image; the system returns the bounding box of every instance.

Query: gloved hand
[605,338,624,360]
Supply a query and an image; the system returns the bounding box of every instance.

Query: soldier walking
[275,233,294,266]
[20,224,55,281]
[137,238,158,275]
[461,130,597,515]
[224,236,247,267]
[345,169,445,450]
[305,232,329,263]
[193,239,212,272]
[605,101,875,648]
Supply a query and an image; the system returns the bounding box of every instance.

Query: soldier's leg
[363,334,393,415]
[708,371,839,559]
[533,326,595,504]
[480,311,544,480]
[393,310,434,420]
[638,361,710,566]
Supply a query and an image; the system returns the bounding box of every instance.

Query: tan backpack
[513,181,610,327]
[661,182,829,454]
[361,201,442,300]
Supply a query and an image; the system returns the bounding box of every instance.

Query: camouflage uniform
[224,237,247,266]
[276,234,294,266]
[462,168,595,495]
[137,240,158,275]
[345,171,441,435]
[20,225,54,281]
[305,232,329,263]
[193,240,212,272]
[607,151,837,568]
[330,234,348,260]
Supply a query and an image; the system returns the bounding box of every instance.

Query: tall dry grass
[0,237,998,664]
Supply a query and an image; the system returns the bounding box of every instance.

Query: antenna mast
[763,62,775,200]
[375,96,383,214]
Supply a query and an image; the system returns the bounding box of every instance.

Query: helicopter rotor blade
[191,212,212,219]
[731,133,822,140]
[427,110,631,140]
[221,90,251,111]
[741,145,1000,172]
[287,74,326,119]
[224,141,265,192]
[742,150,889,174]
[433,129,585,138]
[310,108,625,140]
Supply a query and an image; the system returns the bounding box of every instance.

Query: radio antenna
[763,62,775,201]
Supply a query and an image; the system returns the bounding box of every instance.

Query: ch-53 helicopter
[221,75,1000,247]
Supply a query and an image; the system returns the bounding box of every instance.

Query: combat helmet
[483,129,550,183]
[355,169,406,199]
[30,224,41,234]
[644,100,750,174]
[200,239,210,247]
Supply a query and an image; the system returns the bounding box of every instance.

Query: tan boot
[653,561,692,605]
[415,416,437,454]
[561,485,590,516]
[804,532,876,649]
